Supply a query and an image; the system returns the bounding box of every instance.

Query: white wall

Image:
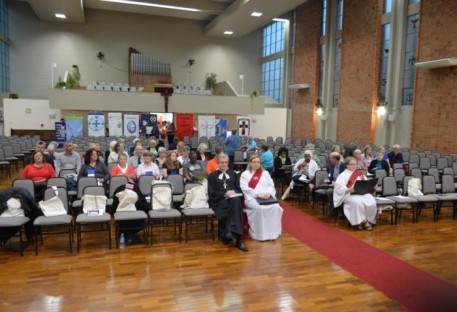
[249,108,287,140]
[3,99,60,136]
[8,3,261,99]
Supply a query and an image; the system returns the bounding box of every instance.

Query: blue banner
[55,122,66,147]
[140,113,159,137]
[215,119,227,139]
[65,115,84,140]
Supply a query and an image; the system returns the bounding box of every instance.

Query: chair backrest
[393,168,405,183]
[427,168,440,183]
[453,162,457,174]
[410,168,422,180]
[11,143,22,154]
[44,187,69,212]
[314,170,329,187]
[318,155,327,168]
[408,162,419,171]
[12,178,35,198]
[402,176,415,195]
[138,175,156,197]
[422,175,437,195]
[0,149,7,161]
[441,174,455,194]
[108,162,117,173]
[393,163,403,170]
[436,157,448,170]
[151,183,173,210]
[47,177,68,189]
[427,154,437,166]
[3,146,14,157]
[76,177,98,199]
[374,169,387,186]
[58,169,77,177]
[443,167,453,176]
[409,154,420,163]
[419,157,431,170]
[83,185,106,196]
[233,150,244,162]
[109,176,128,198]
[382,176,398,196]
[167,174,184,195]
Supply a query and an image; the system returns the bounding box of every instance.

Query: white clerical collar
[218,170,230,180]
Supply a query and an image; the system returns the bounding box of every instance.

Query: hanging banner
[237,116,251,137]
[198,115,215,139]
[175,113,193,140]
[108,112,123,137]
[140,113,158,137]
[65,115,83,140]
[88,113,105,137]
[124,114,139,138]
[215,119,228,139]
[55,122,66,146]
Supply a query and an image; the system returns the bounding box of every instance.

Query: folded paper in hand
[299,175,309,182]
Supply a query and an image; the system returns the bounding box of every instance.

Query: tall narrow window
[332,39,341,107]
[378,23,391,103]
[402,14,419,106]
[318,44,325,102]
[261,21,286,104]
[322,0,327,36]
[0,0,9,93]
[336,0,344,30]
[383,0,392,14]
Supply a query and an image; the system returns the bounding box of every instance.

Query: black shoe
[221,236,232,245]
[235,240,249,252]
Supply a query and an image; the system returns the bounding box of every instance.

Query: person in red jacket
[21,151,56,201]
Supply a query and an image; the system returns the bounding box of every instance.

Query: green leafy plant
[8,93,18,99]
[205,72,217,91]
[72,65,81,85]
[66,74,78,88]
[54,78,67,89]
[249,90,260,103]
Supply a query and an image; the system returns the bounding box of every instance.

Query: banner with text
[215,119,228,139]
[124,114,139,138]
[55,122,66,146]
[108,112,123,137]
[176,113,194,140]
[88,113,105,137]
[65,115,84,140]
[198,115,215,139]
[237,116,251,137]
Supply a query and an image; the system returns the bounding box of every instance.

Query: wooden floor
[1,168,457,311]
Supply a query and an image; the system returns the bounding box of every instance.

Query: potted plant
[54,78,67,89]
[250,90,260,103]
[72,65,81,86]
[205,72,217,91]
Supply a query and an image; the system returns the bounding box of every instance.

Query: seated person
[147,139,158,157]
[242,135,258,159]
[197,143,209,169]
[168,137,179,151]
[259,144,274,174]
[108,142,129,164]
[353,149,366,170]
[110,153,137,182]
[161,150,183,179]
[128,145,144,169]
[24,141,55,170]
[334,157,377,231]
[183,151,205,183]
[21,151,56,201]
[208,153,248,252]
[387,144,404,168]
[292,150,318,192]
[55,141,82,175]
[155,147,167,170]
[368,152,389,175]
[326,152,346,212]
[206,146,223,174]
[78,148,110,186]
[178,146,191,165]
[136,150,161,179]
[273,147,292,181]
[129,138,142,157]
[304,143,322,169]
[240,155,283,241]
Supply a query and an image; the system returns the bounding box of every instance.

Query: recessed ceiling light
[99,0,201,12]
[224,31,234,35]
[251,12,263,17]
[55,13,66,19]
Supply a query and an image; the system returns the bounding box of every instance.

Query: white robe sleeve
[333,169,350,207]
[262,173,277,198]
[308,160,319,178]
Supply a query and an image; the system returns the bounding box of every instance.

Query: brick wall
[411,1,457,154]
[336,0,381,144]
[291,0,321,140]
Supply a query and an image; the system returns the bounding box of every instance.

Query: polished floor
[1,168,457,311]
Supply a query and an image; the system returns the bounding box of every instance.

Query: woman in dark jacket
[273,147,292,181]
[368,152,390,175]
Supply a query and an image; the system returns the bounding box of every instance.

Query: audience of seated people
[304,143,322,169]
[147,139,158,157]
[24,140,55,169]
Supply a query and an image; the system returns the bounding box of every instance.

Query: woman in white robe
[334,157,377,230]
[240,155,283,241]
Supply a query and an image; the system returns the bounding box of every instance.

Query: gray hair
[158,147,167,153]
[198,143,208,152]
[183,145,191,152]
[305,143,315,150]
[218,153,229,162]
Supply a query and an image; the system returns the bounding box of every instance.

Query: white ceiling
[23,0,308,38]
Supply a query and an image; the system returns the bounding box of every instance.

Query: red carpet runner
[281,203,457,311]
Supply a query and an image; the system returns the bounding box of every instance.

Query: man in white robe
[333,157,377,230]
[240,156,283,241]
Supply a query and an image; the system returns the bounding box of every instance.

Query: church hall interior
[0,0,457,311]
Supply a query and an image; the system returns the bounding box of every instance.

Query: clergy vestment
[208,169,244,238]
[333,169,377,226]
[240,169,283,241]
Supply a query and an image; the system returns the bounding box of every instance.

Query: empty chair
[138,175,156,203]
[409,154,420,164]
[0,149,12,177]
[376,177,396,225]
[412,175,439,222]
[385,176,418,224]
[410,168,422,180]
[148,182,182,245]
[434,174,457,220]
[180,183,215,243]
[419,157,431,173]
[75,186,111,252]
[166,174,185,204]
[33,187,73,255]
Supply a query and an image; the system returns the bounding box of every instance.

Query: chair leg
[35,226,39,256]
[77,223,81,252]
[68,224,73,253]
[108,222,112,249]
[19,226,24,257]
[115,222,119,248]
[184,216,188,243]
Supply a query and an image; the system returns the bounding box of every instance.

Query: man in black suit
[208,153,248,252]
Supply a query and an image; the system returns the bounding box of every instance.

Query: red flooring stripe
[281,203,457,312]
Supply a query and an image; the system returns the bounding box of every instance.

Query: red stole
[248,169,263,189]
[346,170,364,188]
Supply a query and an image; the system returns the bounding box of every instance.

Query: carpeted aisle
[281,202,457,312]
